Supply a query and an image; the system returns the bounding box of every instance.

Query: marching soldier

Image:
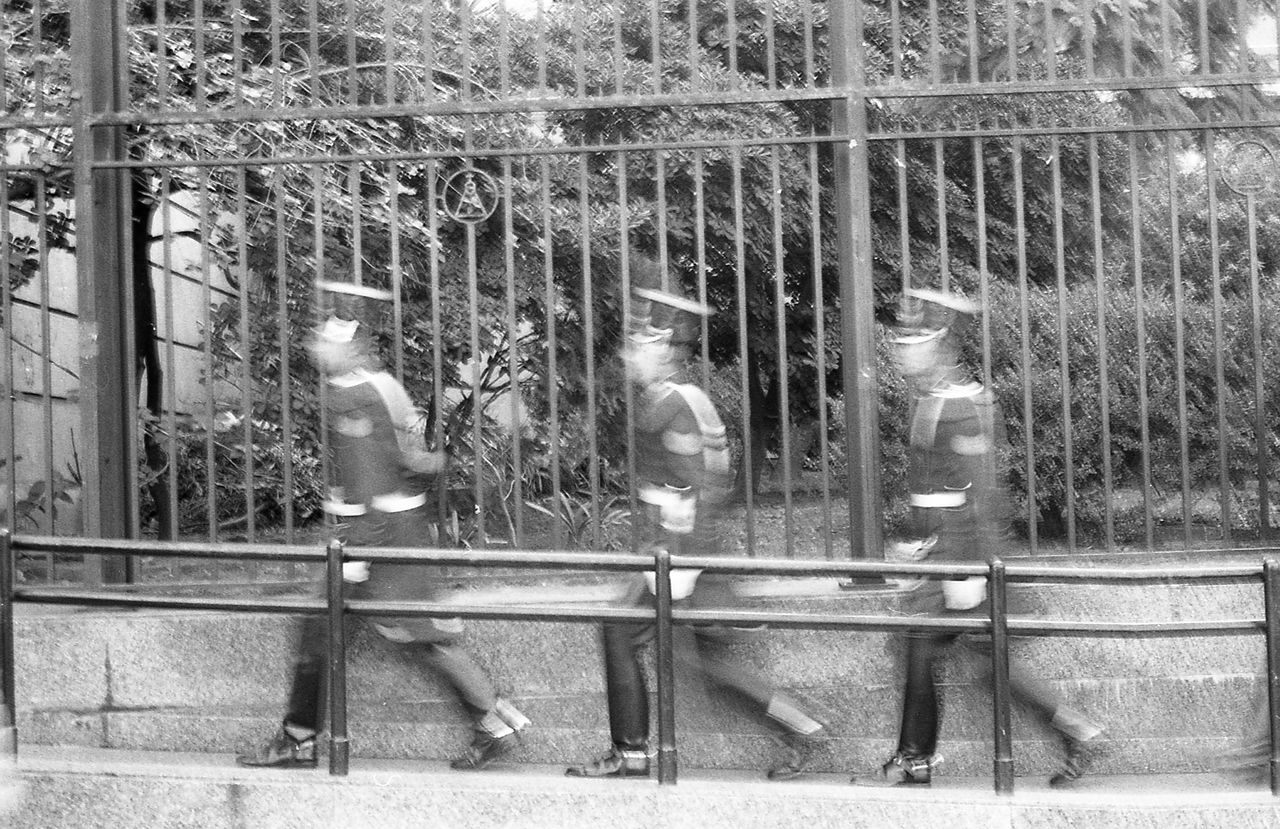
[237,281,529,771]
[856,287,1105,788]
[567,260,827,780]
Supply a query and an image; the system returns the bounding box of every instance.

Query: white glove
[342,561,371,583]
[942,576,988,610]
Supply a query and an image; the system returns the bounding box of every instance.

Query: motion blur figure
[236,281,528,772]
[855,287,1105,788]
[566,257,827,781]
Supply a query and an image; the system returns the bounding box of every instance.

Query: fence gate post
[70,0,134,582]
[827,1,882,560]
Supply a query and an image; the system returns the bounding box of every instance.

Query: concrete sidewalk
[10,744,1280,829]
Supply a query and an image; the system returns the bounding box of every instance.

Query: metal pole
[827,0,882,560]
[70,0,134,581]
[989,558,1014,794]
[0,530,15,760]
[654,546,678,784]
[1264,558,1280,795]
[326,539,349,775]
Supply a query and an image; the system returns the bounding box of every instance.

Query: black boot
[1049,733,1104,787]
[767,728,829,781]
[852,752,937,787]
[565,745,650,778]
[236,723,318,769]
[450,730,519,771]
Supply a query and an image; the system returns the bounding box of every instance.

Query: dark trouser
[284,508,499,734]
[602,573,805,750]
[897,630,1070,757]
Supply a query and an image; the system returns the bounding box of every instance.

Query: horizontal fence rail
[4,530,1280,793]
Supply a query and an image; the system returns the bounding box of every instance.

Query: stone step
[11,576,1271,775]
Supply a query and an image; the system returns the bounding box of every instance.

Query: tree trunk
[133,170,174,540]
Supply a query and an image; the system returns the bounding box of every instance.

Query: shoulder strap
[664,382,731,476]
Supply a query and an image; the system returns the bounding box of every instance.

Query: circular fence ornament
[440,167,500,225]
[1220,140,1277,197]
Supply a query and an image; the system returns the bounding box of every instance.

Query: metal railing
[1,529,1279,795]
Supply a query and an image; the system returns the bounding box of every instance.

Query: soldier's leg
[680,574,828,780]
[963,635,1105,786]
[365,560,530,773]
[854,631,952,786]
[236,612,326,768]
[567,576,654,778]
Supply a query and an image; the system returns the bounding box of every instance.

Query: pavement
[9,744,1280,829]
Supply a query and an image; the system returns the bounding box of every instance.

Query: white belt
[909,491,967,508]
[371,491,427,513]
[323,499,367,516]
[643,568,703,601]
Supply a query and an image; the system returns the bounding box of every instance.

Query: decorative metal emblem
[1220,139,1276,197]
[440,167,499,224]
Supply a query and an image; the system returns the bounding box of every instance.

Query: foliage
[525,492,633,551]
[3,0,1279,548]
[0,446,82,532]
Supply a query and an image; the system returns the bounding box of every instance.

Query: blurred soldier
[856,287,1105,788]
[566,263,827,780]
[237,281,529,771]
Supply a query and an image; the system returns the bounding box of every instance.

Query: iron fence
[1,2,1280,585]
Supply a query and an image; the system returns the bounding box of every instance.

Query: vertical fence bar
[427,161,447,532]
[0,151,13,537]
[273,176,296,547]
[731,147,754,555]
[654,546,677,784]
[1049,136,1076,551]
[1088,136,1116,550]
[1012,138,1037,552]
[1127,135,1154,548]
[1264,558,1280,795]
[808,139,832,559]
[235,168,256,545]
[35,178,53,537]
[1245,190,1270,537]
[326,538,349,776]
[199,168,218,542]
[1204,134,1231,542]
[1165,138,1192,545]
[539,161,563,549]
[467,217,485,542]
[501,157,523,546]
[0,530,14,760]
[577,154,599,545]
[619,153,636,552]
[769,148,794,557]
[160,175,180,541]
[989,557,1013,794]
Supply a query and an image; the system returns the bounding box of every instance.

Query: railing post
[0,531,15,761]
[1264,558,1280,795]
[326,539,349,776]
[988,558,1014,795]
[654,547,678,784]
